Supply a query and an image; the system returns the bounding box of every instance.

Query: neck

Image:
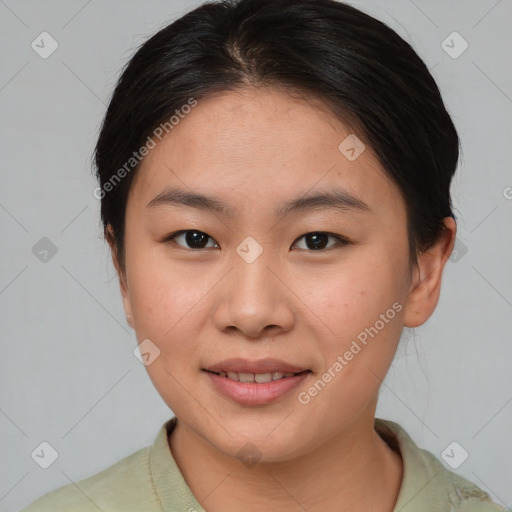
[168,408,403,512]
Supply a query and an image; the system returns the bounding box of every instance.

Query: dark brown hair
[94,0,459,273]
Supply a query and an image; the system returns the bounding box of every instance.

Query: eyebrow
[146,186,372,217]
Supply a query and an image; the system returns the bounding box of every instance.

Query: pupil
[307,232,328,250]
[186,231,208,248]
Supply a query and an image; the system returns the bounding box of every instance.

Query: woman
[22,0,505,510]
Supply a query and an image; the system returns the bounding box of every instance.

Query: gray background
[1,0,511,510]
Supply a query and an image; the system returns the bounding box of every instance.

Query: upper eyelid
[292,232,349,249]
[166,230,349,248]
[166,230,219,246]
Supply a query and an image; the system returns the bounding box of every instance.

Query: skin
[107,86,456,511]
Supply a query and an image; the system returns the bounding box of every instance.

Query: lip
[203,357,309,374]
[204,369,311,405]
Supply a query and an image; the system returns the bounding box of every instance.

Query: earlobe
[105,224,134,329]
[403,217,457,328]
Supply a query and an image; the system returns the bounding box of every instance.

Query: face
[114,87,425,462]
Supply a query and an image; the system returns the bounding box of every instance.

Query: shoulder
[423,449,506,512]
[375,418,507,512]
[20,445,159,512]
[444,469,508,512]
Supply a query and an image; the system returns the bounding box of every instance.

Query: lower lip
[204,370,311,405]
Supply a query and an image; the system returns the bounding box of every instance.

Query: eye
[292,232,350,251]
[164,230,219,249]
[162,230,349,251]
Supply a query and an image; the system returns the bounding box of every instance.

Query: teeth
[216,370,298,382]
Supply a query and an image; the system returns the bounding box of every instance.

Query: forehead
[128,86,404,219]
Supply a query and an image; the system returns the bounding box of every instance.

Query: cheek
[309,260,404,331]
[296,263,406,424]
[130,274,208,346]
[124,247,227,379]
[126,263,206,403]
[304,254,407,375]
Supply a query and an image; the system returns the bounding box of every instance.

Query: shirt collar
[375,418,496,511]
[148,416,492,512]
[149,416,205,511]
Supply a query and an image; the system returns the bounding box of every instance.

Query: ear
[403,217,457,328]
[105,224,134,329]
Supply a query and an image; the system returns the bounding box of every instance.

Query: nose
[212,245,295,339]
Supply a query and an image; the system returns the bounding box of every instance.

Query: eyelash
[162,230,351,252]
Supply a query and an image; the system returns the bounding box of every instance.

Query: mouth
[203,369,312,383]
[203,367,312,405]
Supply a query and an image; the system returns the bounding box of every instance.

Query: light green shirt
[22,416,505,511]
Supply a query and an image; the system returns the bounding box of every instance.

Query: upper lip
[203,358,310,374]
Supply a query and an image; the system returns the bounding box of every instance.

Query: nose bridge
[231,239,279,304]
